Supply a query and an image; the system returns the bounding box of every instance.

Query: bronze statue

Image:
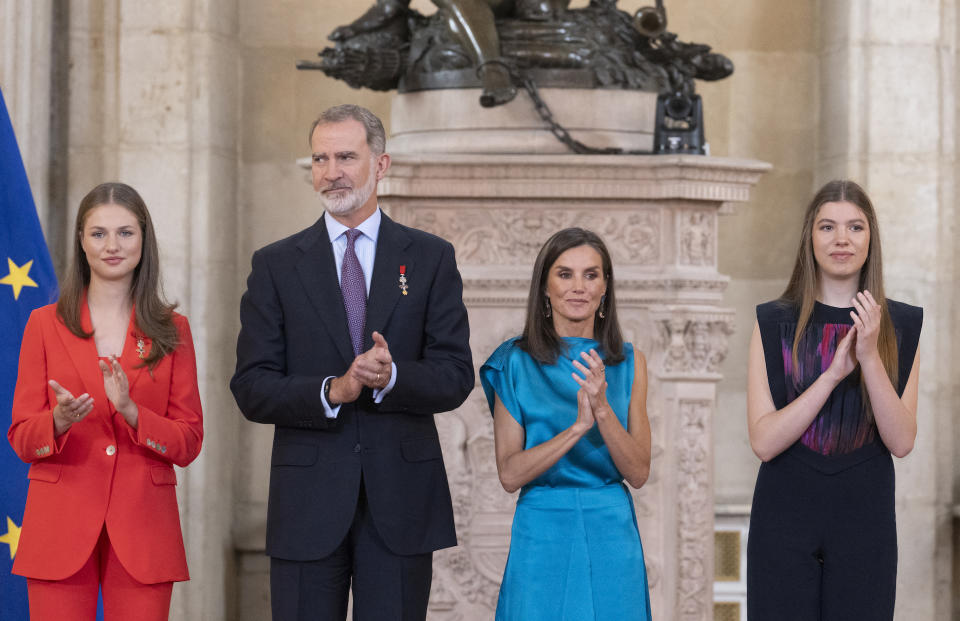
[300,0,730,103]
[328,0,562,107]
[298,0,732,152]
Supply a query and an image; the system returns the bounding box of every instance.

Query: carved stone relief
[397,207,662,267]
[676,399,713,621]
[653,312,734,377]
[678,211,716,267]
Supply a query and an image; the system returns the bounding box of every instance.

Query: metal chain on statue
[304,0,730,157]
[520,78,654,156]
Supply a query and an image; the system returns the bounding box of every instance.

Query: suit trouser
[747,449,897,621]
[270,478,434,621]
[26,526,173,621]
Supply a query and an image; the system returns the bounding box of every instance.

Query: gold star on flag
[0,516,21,559]
[0,258,38,300]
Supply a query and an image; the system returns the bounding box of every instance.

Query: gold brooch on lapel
[136,336,146,360]
[399,265,408,296]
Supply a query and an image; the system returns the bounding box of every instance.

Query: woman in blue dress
[480,227,653,621]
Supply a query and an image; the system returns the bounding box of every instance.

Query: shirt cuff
[320,376,342,419]
[372,362,398,404]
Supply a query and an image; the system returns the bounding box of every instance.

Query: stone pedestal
[378,153,769,620]
[389,89,658,154]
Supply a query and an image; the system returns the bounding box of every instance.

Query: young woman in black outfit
[746,180,922,620]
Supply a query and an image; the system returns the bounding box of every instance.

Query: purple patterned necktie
[341,229,366,356]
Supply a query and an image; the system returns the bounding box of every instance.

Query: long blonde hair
[781,180,898,416]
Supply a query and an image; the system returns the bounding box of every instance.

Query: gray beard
[317,169,378,216]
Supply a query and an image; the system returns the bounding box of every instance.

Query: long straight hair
[57,182,178,369]
[781,180,898,415]
[519,228,624,365]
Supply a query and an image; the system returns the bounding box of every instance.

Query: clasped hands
[571,348,610,433]
[328,331,393,405]
[50,355,138,436]
[827,290,882,382]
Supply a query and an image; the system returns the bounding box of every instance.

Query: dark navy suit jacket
[231,212,473,559]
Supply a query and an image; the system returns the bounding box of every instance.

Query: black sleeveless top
[756,299,922,469]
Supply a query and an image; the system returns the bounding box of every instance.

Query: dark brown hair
[519,228,624,365]
[781,179,898,408]
[57,182,178,369]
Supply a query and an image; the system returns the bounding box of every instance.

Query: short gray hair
[308,104,386,155]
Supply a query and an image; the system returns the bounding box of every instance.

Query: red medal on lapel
[399,265,408,296]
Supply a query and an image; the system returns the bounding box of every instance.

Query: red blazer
[7,302,203,583]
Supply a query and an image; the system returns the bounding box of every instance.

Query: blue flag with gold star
[0,86,58,619]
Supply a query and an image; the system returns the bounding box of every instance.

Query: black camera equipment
[654,92,705,154]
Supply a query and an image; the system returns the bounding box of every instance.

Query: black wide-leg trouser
[747,443,897,621]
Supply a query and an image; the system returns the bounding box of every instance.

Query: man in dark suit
[231,104,474,621]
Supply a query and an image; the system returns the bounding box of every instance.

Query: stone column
[67,1,241,619]
[817,2,957,618]
[379,152,769,620]
[0,0,53,229]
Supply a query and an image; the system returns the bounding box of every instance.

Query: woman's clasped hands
[572,349,609,432]
[826,290,882,383]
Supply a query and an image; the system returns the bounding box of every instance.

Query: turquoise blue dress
[480,337,653,621]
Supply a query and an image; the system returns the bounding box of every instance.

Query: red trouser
[26,527,173,621]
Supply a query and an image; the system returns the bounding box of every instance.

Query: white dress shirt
[320,208,397,417]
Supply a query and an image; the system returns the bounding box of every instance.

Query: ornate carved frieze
[676,399,713,621]
[651,309,734,378]
[393,207,661,267]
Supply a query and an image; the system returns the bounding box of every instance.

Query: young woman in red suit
[7,182,203,621]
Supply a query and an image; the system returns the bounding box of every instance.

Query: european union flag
[0,86,59,620]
